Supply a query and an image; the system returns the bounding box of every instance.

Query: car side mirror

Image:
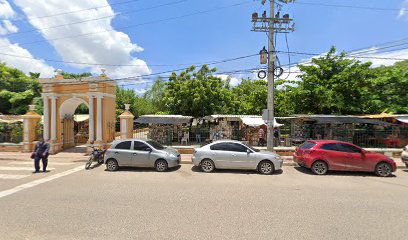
[145,147,152,152]
[247,149,251,154]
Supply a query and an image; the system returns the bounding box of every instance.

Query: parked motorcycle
[85,146,106,170]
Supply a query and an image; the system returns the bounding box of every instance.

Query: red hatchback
[293,140,397,177]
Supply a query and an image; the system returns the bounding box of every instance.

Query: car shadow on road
[87,163,103,170]
[190,166,283,175]
[105,165,182,173]
[293,166,396,178]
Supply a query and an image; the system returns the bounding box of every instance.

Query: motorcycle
[85,146,106,170]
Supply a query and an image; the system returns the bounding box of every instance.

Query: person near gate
[32,138,50,173]
[258,128,265,147]
[274,127,281,147]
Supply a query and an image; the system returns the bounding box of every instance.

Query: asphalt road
[1,161,408,240]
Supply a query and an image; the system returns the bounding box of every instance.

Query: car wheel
[106,159,119,172]
[155,159,168,172]
[200,159,215,173]
[258,160,274,175]
[375,162,392,177]
[311,161,328,175]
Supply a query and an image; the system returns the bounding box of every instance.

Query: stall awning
[397,117,408,124]
[240,117,284,127]
[241,117,266,127]
[74,115,89,122]
[293,115,394,125]
[135,115,193,125]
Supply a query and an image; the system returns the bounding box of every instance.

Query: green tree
[365,60,408,114]
[0,63,41,114]
[61,72,92,79]
[143,76,167,113]
[163,65,231,118]
[230,79,267,115]
[115,88,156,118]
[292,46,373,114]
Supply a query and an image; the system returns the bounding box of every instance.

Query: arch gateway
[39,74,116,154]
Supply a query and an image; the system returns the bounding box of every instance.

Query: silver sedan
[192,140,283,174]
[104,139,180,172]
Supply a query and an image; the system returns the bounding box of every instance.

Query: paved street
[1,155,408,240]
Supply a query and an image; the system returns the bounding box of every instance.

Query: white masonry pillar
[88,95,95,142]
[50,96,57,141]
[43,95,50,140]
[96,96,103,142]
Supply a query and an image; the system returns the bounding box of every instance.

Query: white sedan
[192,140,283,174]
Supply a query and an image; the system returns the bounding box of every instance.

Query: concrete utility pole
[267,0,275,151]
[251,0,295,151]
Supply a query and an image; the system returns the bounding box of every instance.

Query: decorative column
[96,96,103,142]
[119,104,134,140]
[22,105,42,152]
[50,96,57,141]
[43,95,50,140]
[88,95,95,142]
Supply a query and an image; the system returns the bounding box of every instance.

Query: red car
[293,140,397,177]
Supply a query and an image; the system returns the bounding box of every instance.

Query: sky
[0,0,407,94]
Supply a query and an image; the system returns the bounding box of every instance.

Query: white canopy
[240,117,284,127]
[397,117,408,124]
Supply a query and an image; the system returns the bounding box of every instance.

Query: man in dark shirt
[32,138,50,173]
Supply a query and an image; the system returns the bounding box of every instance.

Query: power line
[294,1,406,12]
[0,51,258,67]
[0,0,254,49]
[5,0,188,37]
[2,0,144,22]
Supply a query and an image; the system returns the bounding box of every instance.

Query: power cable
[0,51,258,67]
[294,1,407,12]
[5,0,188,37]
[0,0,254,49]
[1,0,144,22]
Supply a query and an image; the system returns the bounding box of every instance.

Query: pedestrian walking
[274,127,280,147]
[258,128,265,147]
[31,138,50,173]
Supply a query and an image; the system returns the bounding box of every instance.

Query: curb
[180,160,406,169]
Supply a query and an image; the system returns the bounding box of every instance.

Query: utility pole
[251,0,295,151]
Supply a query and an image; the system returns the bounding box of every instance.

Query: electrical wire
[0,0,144,22]
[4,0,188,37]
[0,0,254,50]
[294,1,407,12]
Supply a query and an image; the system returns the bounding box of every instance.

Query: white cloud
[399,0,408,19]
[0,20,18,35]
[0,0,16,19]
[13,0,151,79]
[351,48,408,67]
[0,38,54,77]
[216,74,241,87]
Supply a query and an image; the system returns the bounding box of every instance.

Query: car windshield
[147,140,165,150]
[242,142,260,152]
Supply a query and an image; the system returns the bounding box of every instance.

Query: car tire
[311,161,328,175]
[155,159,168,172]
[258,160,274,175]
[200,159,215,173]
[106,159,119,172]
[375,162,392,177]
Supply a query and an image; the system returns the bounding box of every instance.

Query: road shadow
[403,170,408,173]
[105,165,182,173]
[191,165,283,175]
[293,166,396,178]
[86,162,103,170]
